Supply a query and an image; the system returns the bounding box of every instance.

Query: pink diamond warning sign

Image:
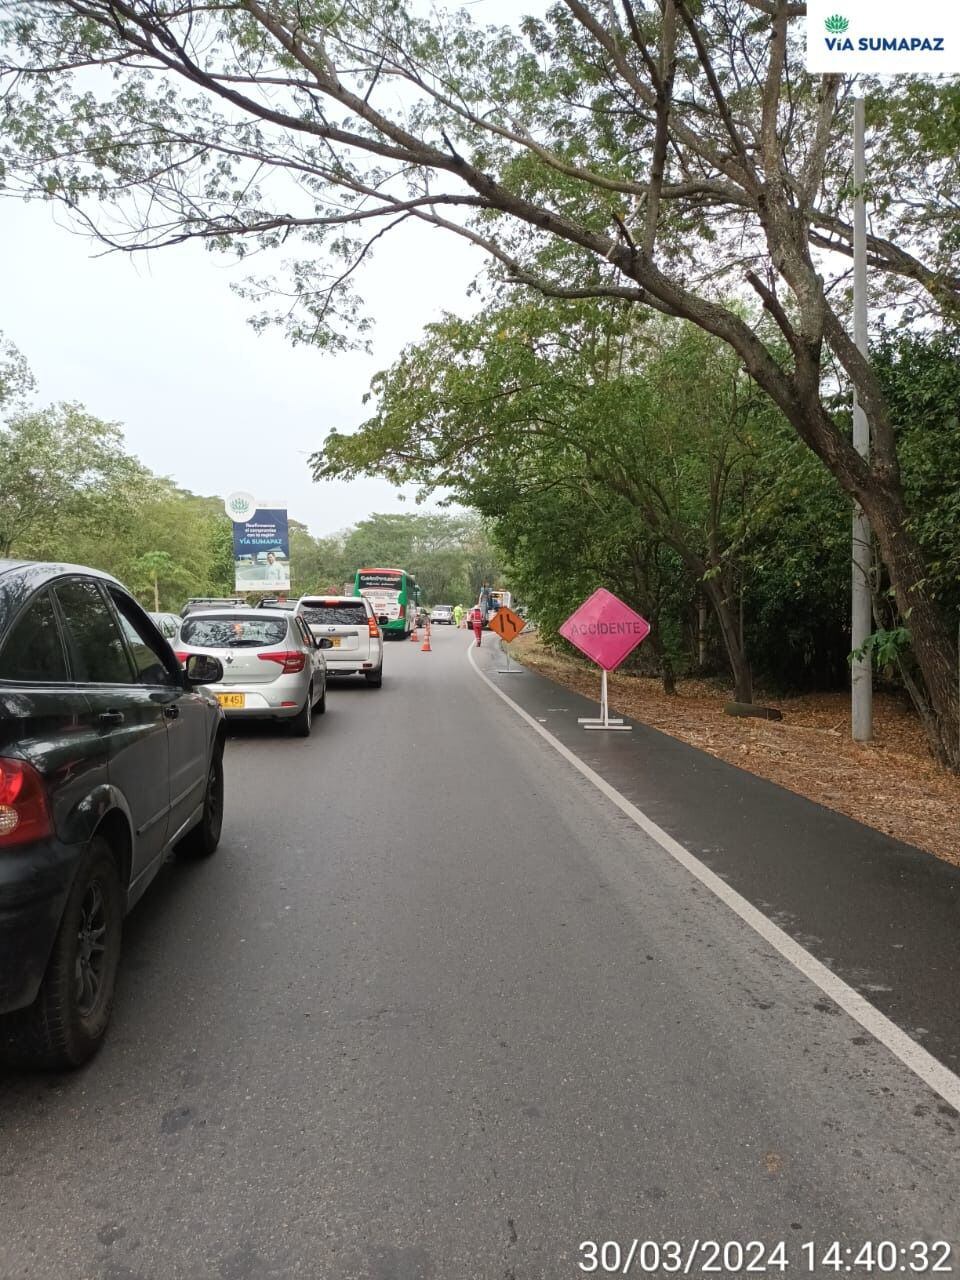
[559,588,651,671]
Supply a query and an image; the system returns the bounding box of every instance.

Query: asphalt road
[1,626,959,1280]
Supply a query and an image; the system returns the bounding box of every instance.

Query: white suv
[297,595,384,687]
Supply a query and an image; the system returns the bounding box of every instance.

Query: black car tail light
[0,758,53,848]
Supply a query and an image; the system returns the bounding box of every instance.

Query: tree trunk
[697,597,708,669]
[647,624,676,695]
[661,656,677,696]
[153,574,160,614]
[704,579,753,703]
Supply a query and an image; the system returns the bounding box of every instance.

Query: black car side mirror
[316,637,334,649]
[184,654,224,686]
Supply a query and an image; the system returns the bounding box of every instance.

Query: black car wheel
[2,836,123,1070]
[177,746,224,859]
[290,687,313,737]
[365,669,383,688]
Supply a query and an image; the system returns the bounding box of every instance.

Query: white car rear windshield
[181,616,289,648]
[301,603,369,626]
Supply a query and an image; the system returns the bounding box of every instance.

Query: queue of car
[0,565,394,1071]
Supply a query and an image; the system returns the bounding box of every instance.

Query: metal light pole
[851,95,873,742]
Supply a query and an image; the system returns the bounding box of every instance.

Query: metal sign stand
[497,636,521,674]
[578,668,631,731]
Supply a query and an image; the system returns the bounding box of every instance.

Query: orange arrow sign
[488,606,526,641]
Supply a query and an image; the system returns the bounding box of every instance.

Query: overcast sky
[1,1,544,538]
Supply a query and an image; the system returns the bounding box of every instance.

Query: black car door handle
[98,710,125,727]
[163,704,181,720]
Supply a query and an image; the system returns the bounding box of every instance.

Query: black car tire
[315,682,327,715]
[177,746,224,859]
[365,669,383,688]
[2,836,124,1070]
[290,688,313,737]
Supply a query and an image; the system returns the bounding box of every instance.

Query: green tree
[0,332,34,409]
[0,403,152,559]
[319,302,809,702]
[343,514,421,572]
[130,551,193,613]
[875,330,960,621]
[288,523,351,595]
[65,477,235,611]
[338,511,500,605]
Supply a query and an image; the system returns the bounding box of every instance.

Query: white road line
[467,644,960,1112]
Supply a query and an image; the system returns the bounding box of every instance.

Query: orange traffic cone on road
[421,623,432,653]
[410,623,419,642]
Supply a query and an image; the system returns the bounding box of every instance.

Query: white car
[297,595,384,687]
[430,605,454,625]
[176,608,327,736]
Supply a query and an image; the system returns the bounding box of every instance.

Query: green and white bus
[354,567,420,639]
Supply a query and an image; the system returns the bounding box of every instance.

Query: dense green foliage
[0,334,496,610]
[0,335,229,605]
[0,408,236,609]
[319,305,959,698]
[318,302,858,694]
[876,331,960,621]
[292,512,501,606]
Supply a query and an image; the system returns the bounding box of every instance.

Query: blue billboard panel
[232,507,290,592]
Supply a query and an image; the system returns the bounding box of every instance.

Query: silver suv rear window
[181,616,288,648]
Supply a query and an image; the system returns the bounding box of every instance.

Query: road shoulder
[469,639,960,1085]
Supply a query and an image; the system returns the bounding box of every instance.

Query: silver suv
[177,608,327,735]
[297,595,384,688]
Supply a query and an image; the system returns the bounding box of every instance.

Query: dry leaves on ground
[510,632,960,869]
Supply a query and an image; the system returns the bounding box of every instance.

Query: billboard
[226,494,290,593]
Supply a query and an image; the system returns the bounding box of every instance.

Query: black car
[0,561,226,1069]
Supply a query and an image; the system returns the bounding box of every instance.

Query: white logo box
[806,0,960,73]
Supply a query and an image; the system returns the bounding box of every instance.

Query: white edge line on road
[467,643,960,1113]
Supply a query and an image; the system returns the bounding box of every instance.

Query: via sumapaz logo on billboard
[224,491,257,523]
[806,0,959,72]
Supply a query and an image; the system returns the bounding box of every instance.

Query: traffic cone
[421,623,432,653]
[410,623,419,642]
